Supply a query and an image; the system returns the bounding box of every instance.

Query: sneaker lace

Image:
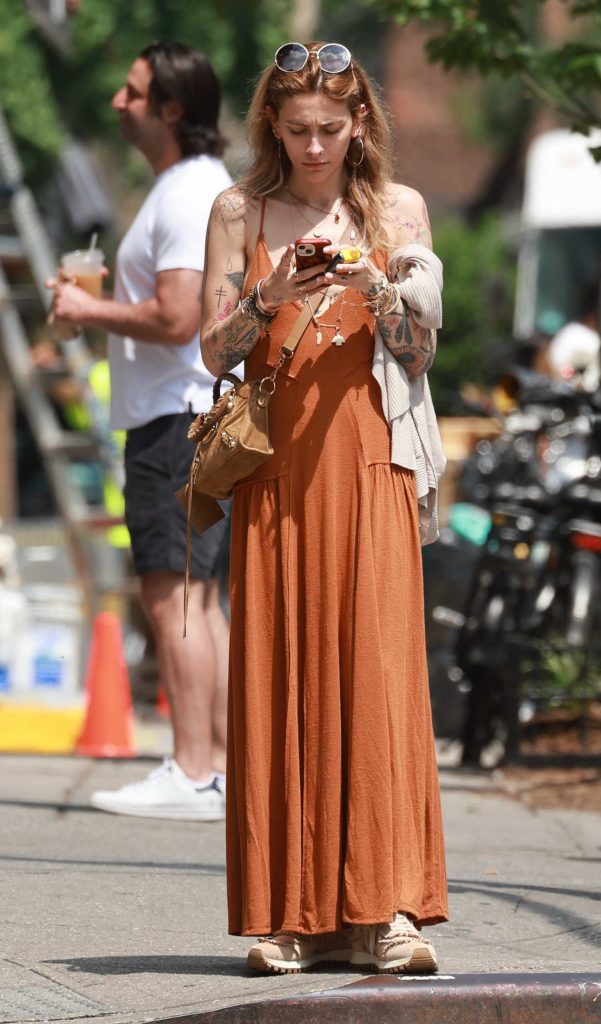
[344,917,426,956]
[375,915,423,951]
[269,932,306,954]
[389,913,420,935]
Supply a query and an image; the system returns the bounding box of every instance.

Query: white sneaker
[89,758,226,821]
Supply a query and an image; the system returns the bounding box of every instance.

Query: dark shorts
[124,412,230,581]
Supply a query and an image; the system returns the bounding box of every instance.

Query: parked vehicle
[514,128,601,342]
[433,371,601,765]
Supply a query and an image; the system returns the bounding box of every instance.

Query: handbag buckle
[200,421,219,445]
[259,376,276,396]
[258,376,276,408]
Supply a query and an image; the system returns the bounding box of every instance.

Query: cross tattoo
[215,285,226,307]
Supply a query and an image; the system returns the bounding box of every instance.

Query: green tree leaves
[348,0,601,133]
[429,215,516,407]
[0,0,64,174]
[0,0,293,178]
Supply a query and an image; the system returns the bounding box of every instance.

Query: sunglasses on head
[274,42,352,75]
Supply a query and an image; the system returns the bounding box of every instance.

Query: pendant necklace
[308,295,348,346]
[287,187,358,347]
[285,185,343,224]
[285,185,357,243]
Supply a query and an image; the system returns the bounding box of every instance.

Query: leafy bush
[0,1,64,175]
[429,214,517,410]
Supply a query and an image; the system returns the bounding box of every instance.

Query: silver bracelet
[239,284,277,326]
[255,278,280,317]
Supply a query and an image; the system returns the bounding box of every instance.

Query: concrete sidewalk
[0,754,600,1023]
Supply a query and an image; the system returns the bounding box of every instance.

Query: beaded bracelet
[239,283,278,326]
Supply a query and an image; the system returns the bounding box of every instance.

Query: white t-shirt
[547,321,600,391]
[108,155,232,430]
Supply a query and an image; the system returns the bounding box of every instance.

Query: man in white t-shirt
[51,43,232,820]
[547,278,600,391]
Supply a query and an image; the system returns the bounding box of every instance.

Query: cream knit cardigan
[371,243,446,545]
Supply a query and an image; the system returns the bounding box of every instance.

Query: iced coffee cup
[60,248,105,298]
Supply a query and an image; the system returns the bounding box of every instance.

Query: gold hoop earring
[346,136,364,168]
[275,137,285,188]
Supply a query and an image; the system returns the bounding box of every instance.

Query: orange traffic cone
[155,683,171,719]
[75,611,136,757]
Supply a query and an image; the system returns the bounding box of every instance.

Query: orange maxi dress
[227,210,448,937]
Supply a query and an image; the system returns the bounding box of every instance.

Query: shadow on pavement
[0,853,225,873]
[450,876,601,902]
[449,878,601,949]
[44,955,246,978]
[0,798,98,813]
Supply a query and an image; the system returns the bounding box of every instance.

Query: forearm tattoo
[378,304,437,377]
[204,305,261,374]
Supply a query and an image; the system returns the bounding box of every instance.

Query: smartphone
[295,237,331,274]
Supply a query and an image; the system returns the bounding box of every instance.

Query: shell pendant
[332,332,345,347]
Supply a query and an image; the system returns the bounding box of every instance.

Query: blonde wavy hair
[237,43,393,252]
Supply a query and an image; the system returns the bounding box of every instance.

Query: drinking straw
[88,232,98,252]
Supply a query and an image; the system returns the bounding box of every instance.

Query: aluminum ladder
[0,104,129,613]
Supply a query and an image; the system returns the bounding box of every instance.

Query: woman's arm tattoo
[385,191,433,249]
[378,305,437,377]
[226,270,244,293]
[204,307,262,374]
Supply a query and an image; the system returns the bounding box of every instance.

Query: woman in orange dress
[200,41,448,974]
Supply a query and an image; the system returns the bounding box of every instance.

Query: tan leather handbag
[177,301,315,631]
[176,372,275,535]
[177,300,314,532]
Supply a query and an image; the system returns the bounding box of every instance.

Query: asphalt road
[0,754,600,1023]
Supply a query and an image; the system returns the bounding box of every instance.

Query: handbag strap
[213,372,242,406]
[256,296,325,402]
[182,298,318,637]
[281,298,318,357]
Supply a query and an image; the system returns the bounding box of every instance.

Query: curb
[151,973,601,1023]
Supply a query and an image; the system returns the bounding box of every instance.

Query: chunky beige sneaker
[247,931,351,974]
[345,914,438,974]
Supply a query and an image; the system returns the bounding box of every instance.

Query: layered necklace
[285,185,344,226]
[286,187,358,346]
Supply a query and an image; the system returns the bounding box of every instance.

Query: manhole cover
[0,985,106,1022]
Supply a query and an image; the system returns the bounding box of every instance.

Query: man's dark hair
[139,42,227,158]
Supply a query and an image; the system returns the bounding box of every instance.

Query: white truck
[514,127,601,340]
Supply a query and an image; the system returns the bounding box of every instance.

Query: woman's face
[273,92,360,187]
